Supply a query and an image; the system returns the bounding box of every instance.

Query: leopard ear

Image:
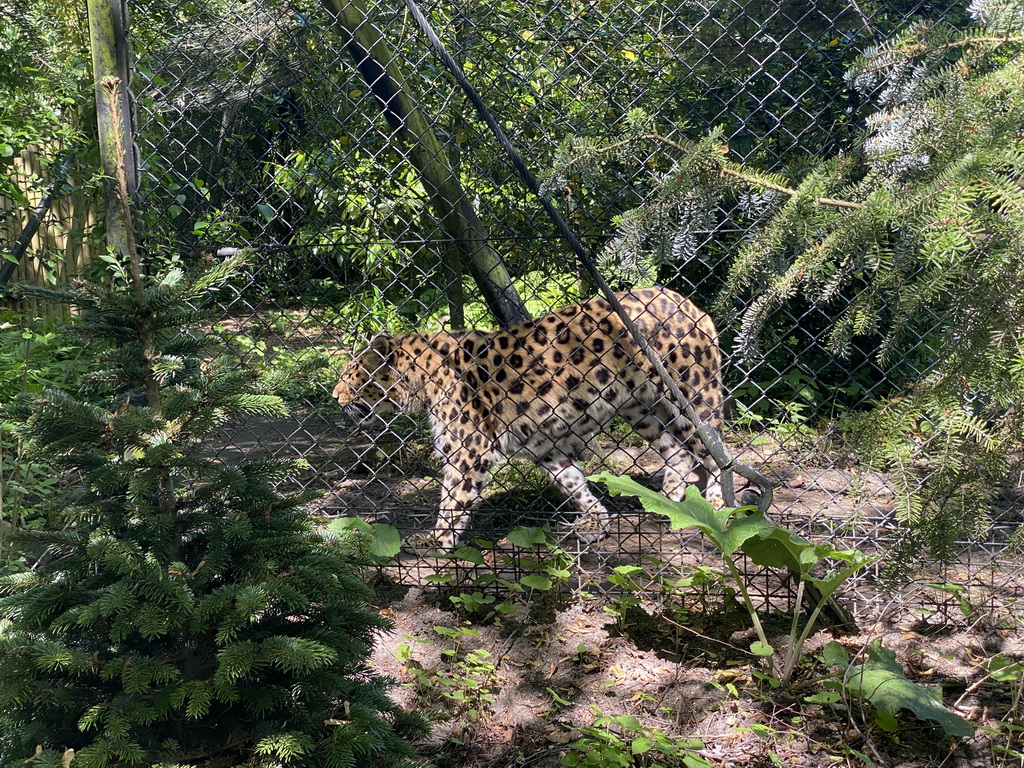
[354,334,395,368]
[369,333,395,357]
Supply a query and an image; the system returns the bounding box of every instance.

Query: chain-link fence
[126,0,1022,620]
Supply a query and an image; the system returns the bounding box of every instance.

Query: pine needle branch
[584,131,864,210]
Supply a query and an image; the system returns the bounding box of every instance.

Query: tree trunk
[318,0,530,328]
[86,0,137,259]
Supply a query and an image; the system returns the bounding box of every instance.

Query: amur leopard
[333,287,724,552]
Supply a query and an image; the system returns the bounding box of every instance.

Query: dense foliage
[547,1,1024,560]
[0,315,91,559]
[124,0,932,324]
[0,256,424,767]
[0,0,94,205]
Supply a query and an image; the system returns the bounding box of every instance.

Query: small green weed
[438,526,576,617]
[560,707,710,767]
[733,399,818,448]
[604,564,647,630]
[398,625,501,724]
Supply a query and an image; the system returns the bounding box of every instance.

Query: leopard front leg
[435,453,494,550]
[407,447,496,554]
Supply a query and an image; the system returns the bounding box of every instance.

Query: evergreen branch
[859,34,1024,74]
[714,159,863,210]
[595,131,865,210]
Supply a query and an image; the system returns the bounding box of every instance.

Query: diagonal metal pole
[401,0,773,510]
[319,0,531,328]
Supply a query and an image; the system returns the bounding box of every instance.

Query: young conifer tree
[0,253,425,767]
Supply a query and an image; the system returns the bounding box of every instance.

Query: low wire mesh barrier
[120,0,1023,621]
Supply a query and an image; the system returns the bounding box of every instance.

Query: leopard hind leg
[622,399,723,506]
[537,452,611,540]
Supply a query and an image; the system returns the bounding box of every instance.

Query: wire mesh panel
[128,0,1023,618]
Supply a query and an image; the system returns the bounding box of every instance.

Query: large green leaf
[452,545,486,565]
[506,526,551,548]
[325,518,402,559]
[803,559,874,601]
[366,523,402,558]
[843,642,973,738]
[741,527,875,599]
[520,574,553,591]
[590,473,771,556]
[742,526,868,576]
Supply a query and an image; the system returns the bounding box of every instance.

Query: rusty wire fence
[126,0,1023,621]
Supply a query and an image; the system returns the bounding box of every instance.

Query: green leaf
[986,654,1024,683]
[506,526,550,547]
[367,524,401,558]
[742,525,873,582]
[750,640,775,657]
[845,642,973,737]
[752,669,781,688]
[741,527,875,613]
[612,714,642,732]
[874,710,900,732]
[4,176,28,206]
[631,736,653,754]
[740,526,817,573]
[256,203,276,222]
[821,641,850,668]
[547,687,573,707]
[520,574,553,591]
[590,473,769,556]
[325,518,400,558]
[452,545,485,564]
[325,517,372,536]
[804,557,875,599]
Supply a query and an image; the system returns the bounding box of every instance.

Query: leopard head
[333,335,407,421]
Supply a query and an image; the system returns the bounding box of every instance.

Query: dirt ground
[218,410,1024,766]
[368,576,1024,768]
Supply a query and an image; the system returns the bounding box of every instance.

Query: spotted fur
[333,287,724,551]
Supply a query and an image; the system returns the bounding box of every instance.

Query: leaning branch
[318,0,530,328]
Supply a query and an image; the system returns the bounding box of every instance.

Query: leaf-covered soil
[215,410,1024,766]
[368,576,1024,768]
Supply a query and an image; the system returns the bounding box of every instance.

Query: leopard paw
[571,513,610,544]
[402,531,446,557]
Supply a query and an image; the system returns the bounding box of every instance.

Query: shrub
[0,255,425,767]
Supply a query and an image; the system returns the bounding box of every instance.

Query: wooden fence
[2,146,99,321]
